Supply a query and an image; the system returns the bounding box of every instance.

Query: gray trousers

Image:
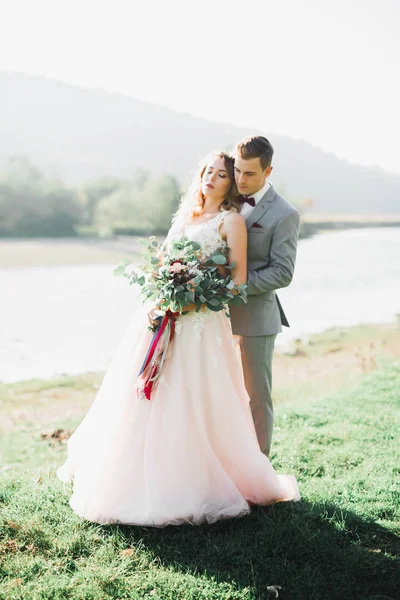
[236,334,277,457]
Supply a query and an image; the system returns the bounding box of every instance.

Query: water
[1,228,399,382]
[278,227,400,344]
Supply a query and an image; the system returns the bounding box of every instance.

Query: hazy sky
[1,0,399,173]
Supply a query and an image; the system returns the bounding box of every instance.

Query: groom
[230,135,300,457]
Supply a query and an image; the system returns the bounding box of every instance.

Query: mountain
[1,71,399,214]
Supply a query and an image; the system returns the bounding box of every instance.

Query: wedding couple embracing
[57,135,301,526]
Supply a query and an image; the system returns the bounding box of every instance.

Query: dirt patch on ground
[41,428,73,442]
[274,323,400,402]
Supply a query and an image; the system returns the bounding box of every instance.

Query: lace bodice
[167,210,229,261]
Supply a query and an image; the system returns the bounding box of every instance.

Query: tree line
[0,156,307,238]
[0,156,181,237]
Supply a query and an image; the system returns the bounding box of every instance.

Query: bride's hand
[216,264,228,277]
[147,306,161,327]
[182,302,196,313]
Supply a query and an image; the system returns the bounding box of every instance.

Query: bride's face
[201,156,232,201]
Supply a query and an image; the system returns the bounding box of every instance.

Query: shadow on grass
[106,500,398,600]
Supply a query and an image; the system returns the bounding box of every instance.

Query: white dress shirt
[240,180,271,220]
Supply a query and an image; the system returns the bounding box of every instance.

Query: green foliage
[0,156,80,237]
[78,177,123,225]
[0,157,181,238]
[94,172,181,236]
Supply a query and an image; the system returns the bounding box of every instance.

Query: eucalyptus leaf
[211,254,227,265]
[113,265,126,277]
[207,304,222,312]
[189,241,201,251]
[229,295,244,307]
[208,298,221,307]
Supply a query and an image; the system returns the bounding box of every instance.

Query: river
[1,228,399,382]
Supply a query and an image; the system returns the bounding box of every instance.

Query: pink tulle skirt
[57,305,300,526]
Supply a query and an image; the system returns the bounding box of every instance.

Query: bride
[57,151,300,526]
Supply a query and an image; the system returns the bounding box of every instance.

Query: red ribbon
[138,309,178,400]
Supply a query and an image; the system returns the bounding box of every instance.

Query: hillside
[1,71,400,214]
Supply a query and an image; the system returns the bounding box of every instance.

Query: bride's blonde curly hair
[173,151,241,227]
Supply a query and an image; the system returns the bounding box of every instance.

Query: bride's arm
[221,213,248,286]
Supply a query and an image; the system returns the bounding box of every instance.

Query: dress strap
[212,209,232,233]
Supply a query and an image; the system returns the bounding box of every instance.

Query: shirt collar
[251,179,271,205]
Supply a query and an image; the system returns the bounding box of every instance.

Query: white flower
[189,267,203,278]
[169,261,186,274]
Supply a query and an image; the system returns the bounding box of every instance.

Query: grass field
[0,325,399,599]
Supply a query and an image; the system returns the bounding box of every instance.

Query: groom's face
[234,156,272,196]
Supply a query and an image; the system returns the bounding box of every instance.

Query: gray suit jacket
[230,184,300,337]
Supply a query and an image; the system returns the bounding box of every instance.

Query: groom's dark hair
[234,135,274,170]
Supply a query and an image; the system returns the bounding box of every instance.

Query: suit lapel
[245,184,277,230]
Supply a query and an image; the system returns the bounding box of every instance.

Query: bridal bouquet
[114,236,247,315]
[114,236,247,400]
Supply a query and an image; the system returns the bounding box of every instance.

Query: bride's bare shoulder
[220,210,246,240]
[223,210,246,227]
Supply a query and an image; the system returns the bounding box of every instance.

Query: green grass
[1,361,399,599]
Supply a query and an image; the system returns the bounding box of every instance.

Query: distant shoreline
[303,213,400,223]
[1,219,399,267]
[300,214,400,239]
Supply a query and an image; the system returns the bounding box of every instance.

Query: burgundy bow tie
[237,195,255,207]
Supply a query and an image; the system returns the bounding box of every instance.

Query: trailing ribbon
[136,310,178,400]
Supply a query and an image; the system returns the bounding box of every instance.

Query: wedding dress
[57,210,300,525]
